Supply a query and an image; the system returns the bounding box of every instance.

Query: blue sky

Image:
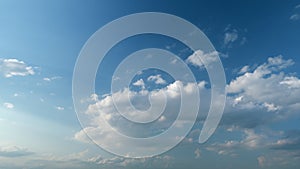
[1,0,300,168]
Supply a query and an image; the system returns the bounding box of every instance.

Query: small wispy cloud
[0,58,35,78]
[223,25,247,47]
[55,106,64,111]
[290,4,300,21]
[290,14,300,21]
[224,31,238,45]
[3,102,14,109]
[43,76,62,82]
[0,146,34,157]
[194,148,201,159]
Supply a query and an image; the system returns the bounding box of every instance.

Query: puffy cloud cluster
[224,56,299,129]
[185,50,219,68]
[75,79,206,157]
[0,58,35,78]
[74,55,300,166]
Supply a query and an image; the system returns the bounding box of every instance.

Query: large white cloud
[74,80,208,157]
[226,56,299,122]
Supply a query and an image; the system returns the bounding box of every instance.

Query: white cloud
[257,156,266,168]
[55,106,64,111]
[227,56,294,95]
[290,14,300,21]
[233,95,243,106]
[280,76,300,88]
[223,26,247,47]
[241,129,265,148]
[74,80,205,157]
[186,50,219,68]
[3,102,14,109]
[147,74,166,85]
[224,31,238,45]
[223,55,299,129]
[194,148,201,159]
[238,65,250,74]
[73,128,92,144]
[132,79,145,89]
[87,154,173,168]
[0,145,33,157]
[43,76,62,82]
[263,102,280,112]
[207,129,265,156]
[0,58,35,78]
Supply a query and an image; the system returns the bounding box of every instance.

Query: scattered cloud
[3,102,14,109]
[74,80,205,157]
[186,50,219,68]
[290,14,300,21]
[147,74,166,85]
[222,55,299,129]
[73,129,91,144]
[207,129,265,156]
[0,146,34,157]
[223,25,247,47]
[194,148,201,159]
[270,130,300,151]
[280,76,300,88]
[224,31,238,45]
[132,79,145,89]
[290,5,300,21]
[0,58,35,78]
[87,155,173,168]
[238,65,250,74]
[55,106,64,111]
[257,156,266,168]
[43,76,62,82]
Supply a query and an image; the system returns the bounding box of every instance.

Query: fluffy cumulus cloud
[74,79,208,157]
[72,54,300,166]
[185,50,219,68]
[0,58,35,78]
[132,79,145,89]
[226,56,299,125]
[203,55,300,167]
[147,74,167,85]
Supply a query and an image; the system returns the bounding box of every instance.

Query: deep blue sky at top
[1,0,300,127]
[1,0,300,71]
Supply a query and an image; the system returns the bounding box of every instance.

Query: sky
[1,0,300,168]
